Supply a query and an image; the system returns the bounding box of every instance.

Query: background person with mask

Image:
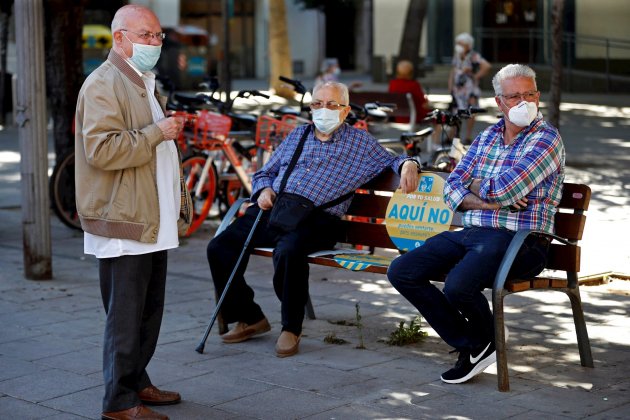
[388,64,564,385]
[449,32,492,143]
[207,81,421,358]
[75,5,192,420]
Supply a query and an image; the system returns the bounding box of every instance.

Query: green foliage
[382,316,428,346]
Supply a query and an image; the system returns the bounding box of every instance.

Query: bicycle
[425,106,486,172]
[49,147,81,230]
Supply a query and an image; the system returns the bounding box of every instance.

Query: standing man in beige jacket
[74,5,191,420]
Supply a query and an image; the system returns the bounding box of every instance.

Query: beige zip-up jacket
[75,50,192,243]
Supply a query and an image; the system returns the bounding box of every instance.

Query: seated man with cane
[207,81,421,358]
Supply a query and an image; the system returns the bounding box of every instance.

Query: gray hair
[492,64,537,96]
[455,32,474,48]
[312,81,349,105]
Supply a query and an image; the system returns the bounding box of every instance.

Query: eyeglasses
[121,29,166,41]
[310,100,347,111]
[500,90,539,105]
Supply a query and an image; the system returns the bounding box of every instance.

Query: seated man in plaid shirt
[207,81,421,358]
[388,64,565,384]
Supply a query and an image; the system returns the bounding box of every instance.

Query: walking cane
[196,208,264,354]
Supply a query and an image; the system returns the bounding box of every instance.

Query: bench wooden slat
[555,213,587,241]
[338,221,397,249]
[346,194,392,218]
[558,183,591,211]
[547,243,580,271]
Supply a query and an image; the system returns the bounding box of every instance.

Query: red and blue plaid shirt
[253,123,408,217]
[444,115,565,234]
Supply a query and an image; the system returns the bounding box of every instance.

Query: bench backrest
[338,170,591,273]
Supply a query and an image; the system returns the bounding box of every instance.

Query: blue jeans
[387,227,548,351]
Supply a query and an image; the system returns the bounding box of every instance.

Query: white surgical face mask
[454,44,465,55]
[123,32,161,72]
[312,108,341,134]
[507,100,538,127]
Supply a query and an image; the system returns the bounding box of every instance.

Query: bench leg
[493,288,510,392]
[305,294,316,320]
[565,286,594,368]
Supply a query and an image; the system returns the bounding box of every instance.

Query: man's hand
[509,197,528,212]
[399,160,420,193]
[257,187,276,210]
[155,116,183,141]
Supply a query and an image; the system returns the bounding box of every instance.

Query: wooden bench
[349,91,417,131]
[215,170,593,392]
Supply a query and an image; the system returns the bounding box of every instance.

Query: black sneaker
[440,342,496,384]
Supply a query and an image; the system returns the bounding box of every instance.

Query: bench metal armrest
[215,198,251,237]
[493,229,546,292]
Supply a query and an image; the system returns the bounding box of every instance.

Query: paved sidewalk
[1,81,629,418]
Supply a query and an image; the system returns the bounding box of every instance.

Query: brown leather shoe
[221,317,271,343]
[275,331,301,358]
[102,404,168,420]
[138,385,181,406]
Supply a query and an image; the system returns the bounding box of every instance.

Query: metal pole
[15,0,51,280]
[221,0,231,97]
[605,39,610,93]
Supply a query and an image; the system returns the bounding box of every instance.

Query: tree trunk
[268,0,294,98]
[0,1,13,126]
[549,0,564,130]
[397,0,428,78]
[16,0,51,280]
[44,0,86,158]
[353,0,372,74]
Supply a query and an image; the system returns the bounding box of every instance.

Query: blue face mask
[123,32,161,72]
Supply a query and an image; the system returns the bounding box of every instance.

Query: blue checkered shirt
[252,124,408,217]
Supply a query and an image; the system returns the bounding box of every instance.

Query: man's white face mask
[507,100,538,127]
[312,108,342,134]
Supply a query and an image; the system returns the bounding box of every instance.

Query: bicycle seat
[173,93,206,108]
[400,126,434,142]
[270,106,301,118]
[227,112,258,125]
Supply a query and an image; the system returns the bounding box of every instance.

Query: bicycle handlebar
[278,76,308,95]
[235,90,270,100]
[424,106,487,126]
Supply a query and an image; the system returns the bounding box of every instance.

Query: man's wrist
[400,158,422,174]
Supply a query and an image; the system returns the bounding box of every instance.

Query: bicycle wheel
[49,150,82,230]
[217,170,247,218]
[182,154,218,235]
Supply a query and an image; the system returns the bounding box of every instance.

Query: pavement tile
[296,344,399,371]
[506,384,626,417]
[0,395,66,418]
[0,355,47,382]
[35,347,102,376]
[155,401,237,420]
[250,362,375,394]
[0,335,93,362]
[214,386,346,420]
[0,368,100,403]
[165,372,275,407]
[40,385,103,419]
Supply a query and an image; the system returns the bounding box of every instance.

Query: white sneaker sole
[440,351,497,384]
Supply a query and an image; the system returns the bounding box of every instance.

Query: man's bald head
[396,60,414,80]
[111,5,159,34]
